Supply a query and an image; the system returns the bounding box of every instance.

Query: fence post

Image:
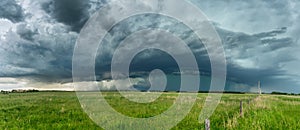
[205,119,210,130]
[240,100,243,116]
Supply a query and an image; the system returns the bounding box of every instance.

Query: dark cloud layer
[0,0,24,22]
[16,23,39,41]
[95,14,210,78]
[42,0,90,32]
[0,0,299,92]
[218,27,297,88]
[42,0,107,32]
[93,13,297,91]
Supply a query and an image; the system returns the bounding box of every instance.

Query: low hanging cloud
[0,0,299,92]
[218,26,298,90]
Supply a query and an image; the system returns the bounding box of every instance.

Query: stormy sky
[0,0,300,93]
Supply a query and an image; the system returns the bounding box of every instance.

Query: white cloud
[0,77,28,90]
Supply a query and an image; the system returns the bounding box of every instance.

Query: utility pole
[258,81,261,95]
[205,119,210,130]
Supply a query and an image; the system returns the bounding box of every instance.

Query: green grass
[0,92,299,129]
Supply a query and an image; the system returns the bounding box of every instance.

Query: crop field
[1,92,300,129]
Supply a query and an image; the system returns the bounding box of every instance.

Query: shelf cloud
[0,0,300,93]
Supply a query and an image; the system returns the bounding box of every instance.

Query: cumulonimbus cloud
[0,0,299,92]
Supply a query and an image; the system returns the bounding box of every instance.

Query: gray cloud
[41,0,89,32]
[0,22,76,80]
[217,26,297,91]
[92,14,298,92]
[42,0,107,32]
[16,23,39,41]
[0,0,24,22]
[0,0,299,92]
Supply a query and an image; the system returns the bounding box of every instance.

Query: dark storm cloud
[216,26,297,89]
[0,0,107,81]
[42,0,91,32]
[1,11,293,91]
[218,27,294,61]
[0,23,76,81]
[93,14,295,92]
[16,23,39,41]
[0,0,300,92]
[0,0,24,22]
[94,14,211,81]
[41,0,108,32]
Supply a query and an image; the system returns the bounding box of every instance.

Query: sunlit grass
[0,92,299,129]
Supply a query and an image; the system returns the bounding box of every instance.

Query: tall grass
[0,92,299,129]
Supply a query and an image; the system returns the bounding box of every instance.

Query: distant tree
[27,89,39,92]
[271,91,288,95]
[1,90,9,94]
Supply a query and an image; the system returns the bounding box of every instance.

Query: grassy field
[0,92,299,129]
